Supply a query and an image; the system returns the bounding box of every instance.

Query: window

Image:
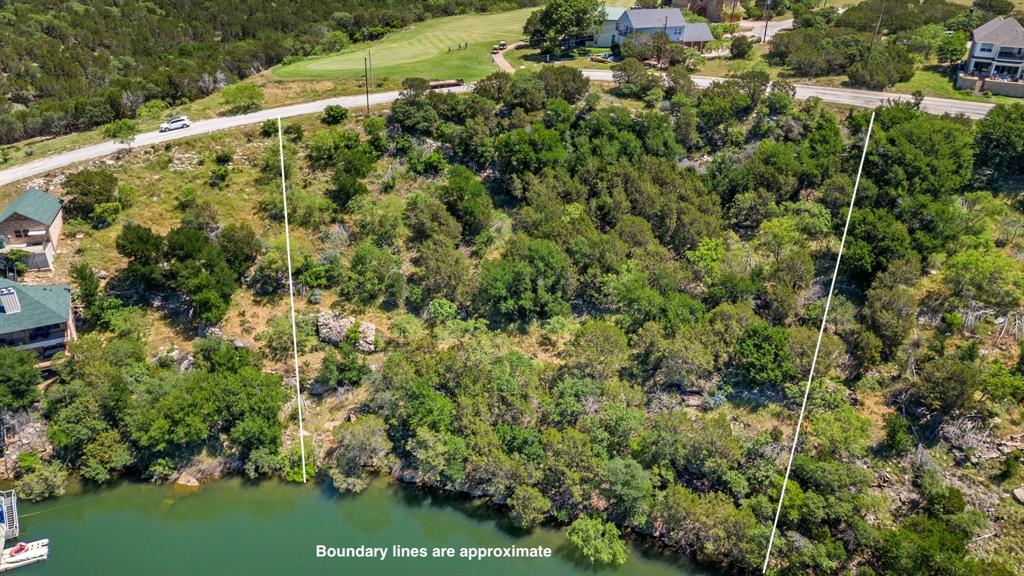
[979,43,994,53]
[13,229,29,239]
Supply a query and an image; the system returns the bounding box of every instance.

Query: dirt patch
[170,454,241,486]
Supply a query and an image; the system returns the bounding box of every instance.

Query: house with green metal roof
[0,188,65,272]
[0,278,76,358]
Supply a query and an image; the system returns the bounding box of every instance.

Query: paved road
[0,86,471,187]
[583,69,994,119]
[0,71,995,186]
[739,18,795,41]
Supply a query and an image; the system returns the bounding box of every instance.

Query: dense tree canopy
[0,0,539,143]
[524,0,605,53]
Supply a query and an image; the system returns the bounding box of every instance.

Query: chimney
[0,287,20,314]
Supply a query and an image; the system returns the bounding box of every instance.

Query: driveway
[739,18,794,41]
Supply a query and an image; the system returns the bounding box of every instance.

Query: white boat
[0,492,48,572]
[0,540,49,572]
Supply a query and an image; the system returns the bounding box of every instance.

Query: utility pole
[661,16,668,64]
[966,0,976,30]
[762,0,771,43]
[363,57,370,113]
[871,0,888,49]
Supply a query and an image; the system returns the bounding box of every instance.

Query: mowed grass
[273,9,535,82]
[894,64,1022,105]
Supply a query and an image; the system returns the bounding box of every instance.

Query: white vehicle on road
[159,116,191,132]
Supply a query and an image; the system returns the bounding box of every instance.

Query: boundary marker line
[278,117,308,483]
[761,110,876,573]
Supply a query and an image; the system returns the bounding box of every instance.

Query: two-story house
[592,6,627,48]
[0,188,64,272]
[965,16,1024,81]
[589,7,714,51]
[618,8,688,43]
[0,279,77,358]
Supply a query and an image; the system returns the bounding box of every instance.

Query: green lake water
[14,478,716,576]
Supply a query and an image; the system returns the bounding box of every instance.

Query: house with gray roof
[0,188,65,272]
[0,278,77,358]
[591,6,627,48]
[588,7,714,51]
[965,16,1024,81]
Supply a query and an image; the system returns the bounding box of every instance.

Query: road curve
[0,71,995,186]
[0,86,471,187]
[582,69,994,119]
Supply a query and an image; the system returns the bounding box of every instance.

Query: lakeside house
[957,16,1024,97]
[0,188,65,272]
[0,278,77,358]
[587,7,714,51]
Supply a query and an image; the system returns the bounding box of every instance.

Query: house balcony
[0,240,52,255]
[0,239,55,271]
[996,49,1024,61]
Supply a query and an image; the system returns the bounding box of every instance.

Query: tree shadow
[920,63,956,81]
[388,481,539,538]
[510,47,579,66]
[104,269,201,341]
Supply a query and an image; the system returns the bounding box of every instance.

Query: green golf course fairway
[273,9,535,82]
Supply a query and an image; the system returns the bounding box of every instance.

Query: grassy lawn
[699,43,780,76]
[504,45,616,72]
[272,0,639,82]
[274,8,535,82]
[895,65,1022,105]
[2,131,106,168]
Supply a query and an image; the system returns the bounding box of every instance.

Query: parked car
[159,116,191,132]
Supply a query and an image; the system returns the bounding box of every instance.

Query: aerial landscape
[1,0,1024,574]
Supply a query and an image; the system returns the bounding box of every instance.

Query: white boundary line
[762,110,876,573]
[278,117,308,483]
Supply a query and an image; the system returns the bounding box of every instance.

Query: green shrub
[730,35,754,59]
[214,149,234,165]
[259,119,277,138]
[884,413,914,456]
[321,105,350,126]
[208,165,230,188]
[15,461,68,502]
[566,516,627,566]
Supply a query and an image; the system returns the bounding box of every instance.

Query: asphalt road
[739,18,795,41]
[583,69,994,119]
[0,86,471,187]
[0,72,995,187]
